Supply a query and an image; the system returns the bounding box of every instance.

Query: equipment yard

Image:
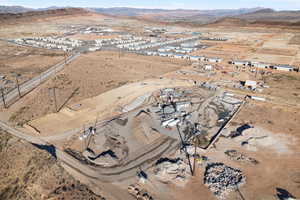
[0,7,300,200]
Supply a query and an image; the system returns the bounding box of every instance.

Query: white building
[204,65,213,71]
[252,62,270,69]
[207,57,222,63]
[273,65,294,72]
[244,80,257,89]
[232,60,250,66]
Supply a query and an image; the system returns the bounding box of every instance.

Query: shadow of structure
[155,157,181,165]
[230,124,253,138]
[88,149,118,161]
[32,143,57,159]
[237,124,253,134]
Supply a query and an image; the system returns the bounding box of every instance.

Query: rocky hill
[0,8,90,24]
[236,9,300,23]
[0,130,105,200]
[205,9,300,28]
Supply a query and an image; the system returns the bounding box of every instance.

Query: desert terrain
[0,7,299,200]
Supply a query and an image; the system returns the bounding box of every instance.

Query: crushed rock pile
[204,162,245,199]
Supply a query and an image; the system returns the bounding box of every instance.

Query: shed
[274,65,294,72]
[252,62,270,69]
[232,60,250,66]
[208,57,222,63]
[204,65,213,71]
[244,80,257,89]
[190,56,200,61]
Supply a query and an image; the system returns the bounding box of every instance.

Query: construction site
[0,7,300,200]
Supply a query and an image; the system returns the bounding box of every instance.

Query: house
[166,53,174,57]
[207,57,222,63]
[244,80,257,89]
[158,48,168,52]
[204,65,213,71]
[251,62,270,69]
[190,56,200,61]
[174,54,185,59]
[158,52,169,57]
[231,60,250,66]
[273,65,294,72]
[183,55,190,59]
[199,56,206,61]
[181,42,198,48]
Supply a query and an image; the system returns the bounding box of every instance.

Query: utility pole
[0,87,7,108]
[53,87,57,112]
[12,72,22,98]
[193,136,200,176]
[82,124,86,151]
[49,87,58,112]
[255,68,258,78]
[64,52,66,65]
[64,52,68,65]
[16,75,21,98]
[176,124,194,176]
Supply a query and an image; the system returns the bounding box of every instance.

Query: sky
[0,0,300,10]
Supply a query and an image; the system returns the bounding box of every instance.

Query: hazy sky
[0,0,300,10]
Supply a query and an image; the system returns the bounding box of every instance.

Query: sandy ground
[67,34,120,40]
[27,78,193,135]
[7,51,188,126]
[0,131,106,200]
[191,31,300,66]
[0,41,65,91]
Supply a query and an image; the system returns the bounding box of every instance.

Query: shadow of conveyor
[276,188,296,200]
[32,143,57,159]
[88,149,118,161]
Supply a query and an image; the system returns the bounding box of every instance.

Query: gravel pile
[204,162,245,199]
[154,158,188,183]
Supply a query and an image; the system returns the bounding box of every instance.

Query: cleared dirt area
[289,34,300,45]
[233,101,300,138]
[263,73,300,106]
[191,43,253,59]
[67,34,120,40]
[256,48,297,56]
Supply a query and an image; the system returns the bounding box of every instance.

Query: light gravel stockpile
[154,158,189,183]
[204,163,245,199]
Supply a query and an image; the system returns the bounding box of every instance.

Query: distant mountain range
[0,5,33,13]
[91,7,264,17]
[0,5,299,27]
[0,5,74,13]
[0,5,265,16]
[234,9,300,23]
[0,8,88,25]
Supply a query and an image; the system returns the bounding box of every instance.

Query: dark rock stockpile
[204,163,246,199]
